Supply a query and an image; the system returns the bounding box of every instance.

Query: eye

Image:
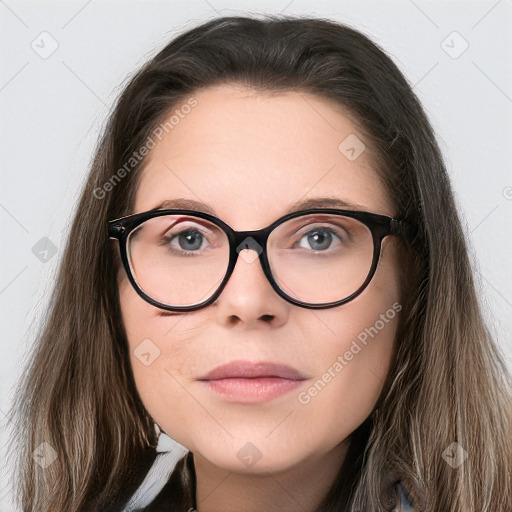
[295,227,343,251]
[167,229,207,252]
[159,218,218,255]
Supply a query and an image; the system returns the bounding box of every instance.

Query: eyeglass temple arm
[390,218,418,241]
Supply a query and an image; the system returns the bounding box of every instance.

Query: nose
[212,243,290,329]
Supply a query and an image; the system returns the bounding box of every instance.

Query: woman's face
[119,84,403,474]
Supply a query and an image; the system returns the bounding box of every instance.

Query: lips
[197,360,309,404]
[197,360,308,381]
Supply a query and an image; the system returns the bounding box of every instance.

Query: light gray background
[1,1,511,510]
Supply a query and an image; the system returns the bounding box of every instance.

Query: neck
[192,439,350,512]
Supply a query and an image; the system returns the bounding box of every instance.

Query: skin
[119,84,403,512]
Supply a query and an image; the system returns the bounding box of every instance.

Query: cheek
[296,240,402,433]
[296,299,399,435]
[118,277,196,420]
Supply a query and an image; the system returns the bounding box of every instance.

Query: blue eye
[296,228,343,251]
[154,217,226,257]
[171,230,205,251]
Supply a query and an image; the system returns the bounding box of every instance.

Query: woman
[8,14,511,512]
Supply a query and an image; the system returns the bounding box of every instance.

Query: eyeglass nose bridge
[232,229,269,262]
[215,226,296,308]
[225,225,283,277]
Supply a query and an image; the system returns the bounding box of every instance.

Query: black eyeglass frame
[107,208,416,312]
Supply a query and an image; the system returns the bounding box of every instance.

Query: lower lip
[200,377,305,403]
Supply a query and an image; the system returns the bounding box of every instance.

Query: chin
[191,433,310,475]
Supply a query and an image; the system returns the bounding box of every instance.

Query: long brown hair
[7,14,511,512]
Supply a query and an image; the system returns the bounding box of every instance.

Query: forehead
[134,84,394,229]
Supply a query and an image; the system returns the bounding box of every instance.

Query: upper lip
[198,360,308,381]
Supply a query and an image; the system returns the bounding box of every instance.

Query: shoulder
[105,445,159,511]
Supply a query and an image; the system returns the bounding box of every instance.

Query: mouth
[196,360,309,404]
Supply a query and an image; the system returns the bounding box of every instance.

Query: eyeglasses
[107,208,416,312]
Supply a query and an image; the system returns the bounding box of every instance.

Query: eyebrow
[151,196,367,216]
